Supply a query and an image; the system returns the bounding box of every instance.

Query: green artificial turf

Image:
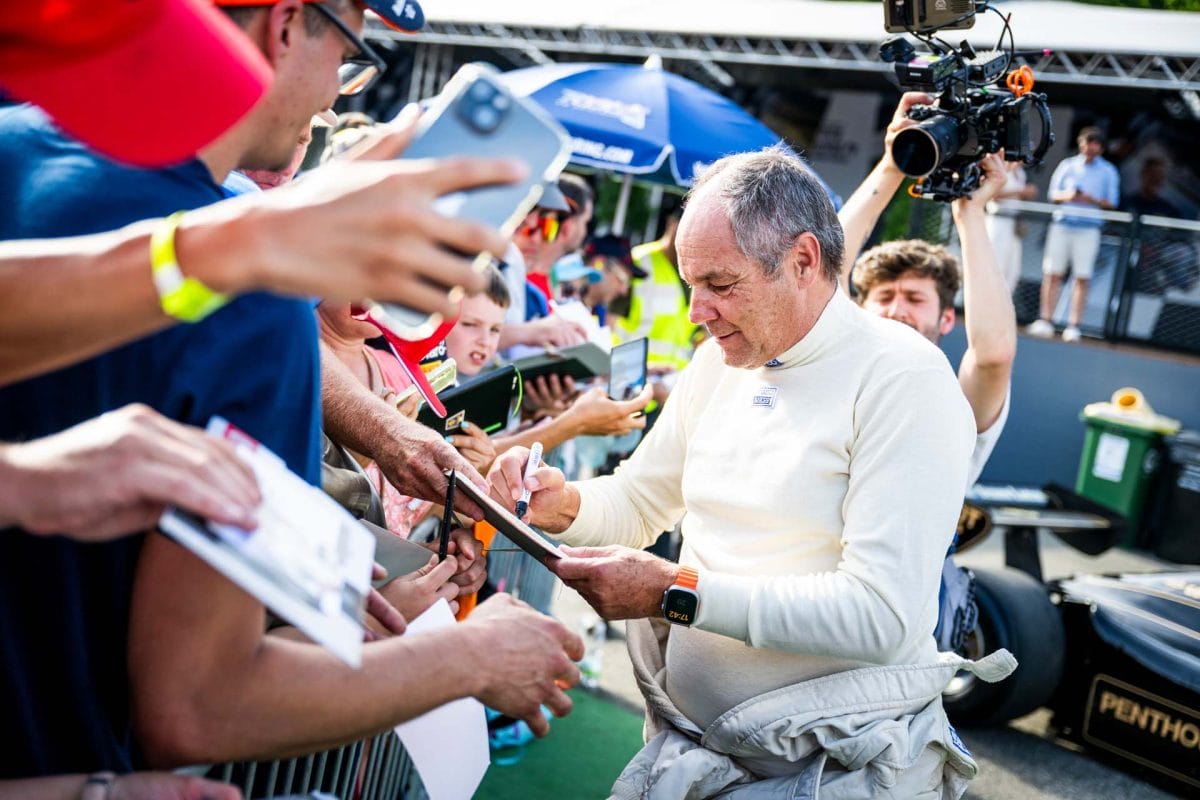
[474,690,645,800]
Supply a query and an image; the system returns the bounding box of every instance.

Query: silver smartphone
[370,63,572,340]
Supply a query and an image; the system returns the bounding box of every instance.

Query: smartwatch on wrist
[661,565,700,626]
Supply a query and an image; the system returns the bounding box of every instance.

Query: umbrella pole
[612,173,634,235]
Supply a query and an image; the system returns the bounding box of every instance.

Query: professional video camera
[880,1,1054,201]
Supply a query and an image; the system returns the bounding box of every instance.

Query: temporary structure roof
[367,0,1200,92]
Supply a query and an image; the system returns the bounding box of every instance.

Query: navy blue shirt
[0,105,321,776]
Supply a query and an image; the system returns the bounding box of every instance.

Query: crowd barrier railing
[940,200,1200,354]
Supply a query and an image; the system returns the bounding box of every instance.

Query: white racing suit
[610,618,1016,800]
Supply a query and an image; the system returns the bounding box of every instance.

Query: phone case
[371,63,572,339]
[608,338,649,400]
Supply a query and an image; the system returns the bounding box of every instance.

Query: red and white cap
[360,310,458,418]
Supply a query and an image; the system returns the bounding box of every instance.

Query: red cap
[363,312,458,418]
[0,0,271,167]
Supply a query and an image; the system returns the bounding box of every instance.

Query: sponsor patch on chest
[752,386,779,408]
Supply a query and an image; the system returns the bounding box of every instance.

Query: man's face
[590,257,631,306]
[860,271,955,344]
[1079,136,1103,161]
[243,129,311,189]
[252,2,359,170]
[514,210,561,273]
[677,192,805,369]
[444,294,506,377]
[562,200,593,252]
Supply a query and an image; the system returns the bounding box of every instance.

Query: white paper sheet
[158,417,375,667]
[394,600,490,800]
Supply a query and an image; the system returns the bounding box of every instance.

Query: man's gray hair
[689,145,844,283]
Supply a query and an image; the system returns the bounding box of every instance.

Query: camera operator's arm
[836,92,933,292]
[952,153,1016,433]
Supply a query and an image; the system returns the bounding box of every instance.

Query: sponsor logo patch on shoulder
[752,386,779,408]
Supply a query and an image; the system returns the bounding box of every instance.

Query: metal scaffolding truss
[367,19,1200,93]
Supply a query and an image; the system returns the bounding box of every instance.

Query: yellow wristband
[150,211,228,322]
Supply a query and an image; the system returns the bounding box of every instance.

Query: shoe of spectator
[1025,319,1055,338]
[1062,326,1082,343]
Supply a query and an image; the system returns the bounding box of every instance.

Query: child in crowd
[441,266,654,465]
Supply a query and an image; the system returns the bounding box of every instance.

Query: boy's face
[445,294,507,377]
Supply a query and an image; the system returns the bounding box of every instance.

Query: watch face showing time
[663,588,699,626]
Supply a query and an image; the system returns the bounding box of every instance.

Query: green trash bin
[1075,392,1180,545]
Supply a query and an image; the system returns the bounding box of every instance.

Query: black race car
[944,484,1199,796]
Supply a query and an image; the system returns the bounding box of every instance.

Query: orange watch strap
[675,565,699,590]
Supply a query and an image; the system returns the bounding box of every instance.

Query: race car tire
[944,566,1065,726]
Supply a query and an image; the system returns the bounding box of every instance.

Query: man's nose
[688,293,716,324]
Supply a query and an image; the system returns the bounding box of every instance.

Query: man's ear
[940,306,956,336]
[264,0,305,64]
[787,232,823,286]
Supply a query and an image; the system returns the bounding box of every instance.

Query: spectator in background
[446,265,649,619]
[554,173,596,261]
[1122,157,1199,294]
[616,198,697,385]
[443,267,652,464]
[1122,157,1182,219]
[516,179,588,324]
[984,159,1038,292]
[445,266,513,381]
[582,235,647,330]
[550,255,608,347]
[1028,126,1120,343]
[497,184,589,354]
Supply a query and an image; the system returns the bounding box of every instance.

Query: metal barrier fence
[202,729,425,799]
[933,201,1200,354]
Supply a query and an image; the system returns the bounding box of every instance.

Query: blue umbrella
[499,58,782,187]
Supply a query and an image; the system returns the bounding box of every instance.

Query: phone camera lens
[471,105,501,132]
[468,81,496,103]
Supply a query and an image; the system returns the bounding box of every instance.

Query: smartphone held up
[369,63,573,341]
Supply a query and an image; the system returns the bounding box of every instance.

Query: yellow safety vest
[615,242,697,371]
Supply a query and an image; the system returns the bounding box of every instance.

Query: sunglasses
[521,213,561,243]
[309,2,388,96]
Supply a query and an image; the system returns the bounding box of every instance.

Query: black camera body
[880,16,1054,201]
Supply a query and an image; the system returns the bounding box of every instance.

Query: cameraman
[837,93,1016,651]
